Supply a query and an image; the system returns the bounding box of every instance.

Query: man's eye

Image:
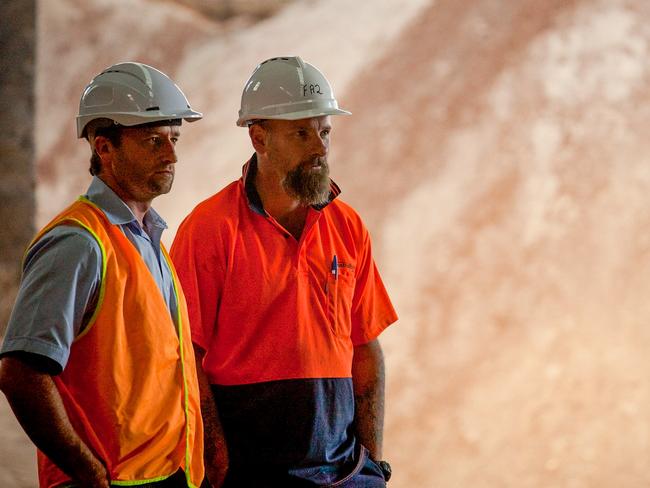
[321,130,330,137]
[149,137,161,145]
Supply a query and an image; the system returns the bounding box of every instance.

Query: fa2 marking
[303,84,323,96]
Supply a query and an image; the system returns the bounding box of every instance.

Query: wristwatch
[376,460,392,482]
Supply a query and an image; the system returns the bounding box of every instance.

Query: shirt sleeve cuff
[0,336,69,371]
[351,313,398,346]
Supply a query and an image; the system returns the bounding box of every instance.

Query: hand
[74,457,110,488]
[206,464,228,488]
[205,450,229,488]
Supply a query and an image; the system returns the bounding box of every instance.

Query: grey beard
[282,158,331,206]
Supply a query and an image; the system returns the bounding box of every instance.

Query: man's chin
[148,181,173,197]
[296,186,331,206]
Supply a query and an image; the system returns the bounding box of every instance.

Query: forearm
[0,355,109,486]
[351,339,385,460]
[194,346,229,487]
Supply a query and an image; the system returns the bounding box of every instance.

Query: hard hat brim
[77,109,203,138]
[236,107,351,127]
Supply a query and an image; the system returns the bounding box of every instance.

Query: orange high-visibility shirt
[171,157,398,386]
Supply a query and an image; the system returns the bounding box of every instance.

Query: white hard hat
[77,62,202,138]
[236,56,351,127]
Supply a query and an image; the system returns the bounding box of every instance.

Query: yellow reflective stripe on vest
[73,197,109,338]
[110,473,174,486]
[161,245,199,488]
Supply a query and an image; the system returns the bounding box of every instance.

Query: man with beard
[0,62,205,488]
[171,57,398,487]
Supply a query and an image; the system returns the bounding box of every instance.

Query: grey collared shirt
[0,177,178,371]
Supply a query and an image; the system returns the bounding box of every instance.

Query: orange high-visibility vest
[32,197,204,488]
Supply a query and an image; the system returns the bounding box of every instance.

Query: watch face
[378,460,392,482]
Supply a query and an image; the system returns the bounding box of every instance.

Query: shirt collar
[85,176,168,231]
[241,154,341,215]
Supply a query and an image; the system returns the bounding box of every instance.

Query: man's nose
[312,134,328,157]
[161,138,178,163]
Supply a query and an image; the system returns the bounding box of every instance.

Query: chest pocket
[325,268,356,338]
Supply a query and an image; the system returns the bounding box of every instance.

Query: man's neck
[125,201,151,227]
[254,165,308,239]
[99,176,151,227]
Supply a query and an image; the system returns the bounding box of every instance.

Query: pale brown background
[3,0,650,486]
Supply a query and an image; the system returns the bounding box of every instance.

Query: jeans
[327,447,386,488]
[220,445,386,488]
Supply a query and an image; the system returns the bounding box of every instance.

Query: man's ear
[249,124,269,154]
[93,135,113,160]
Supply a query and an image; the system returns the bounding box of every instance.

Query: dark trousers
[220,449,386,488]
[327,454,387,488]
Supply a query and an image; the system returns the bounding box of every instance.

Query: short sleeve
[0,226,102,371]
[350,230,398,345]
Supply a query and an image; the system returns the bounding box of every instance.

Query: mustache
[300,156,328,168]
[156,163,176,171]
